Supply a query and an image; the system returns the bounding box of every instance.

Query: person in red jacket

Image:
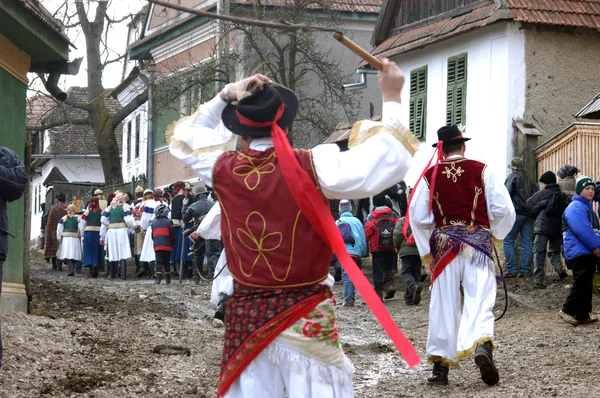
[151,204,176,285]
[364,192,399,300]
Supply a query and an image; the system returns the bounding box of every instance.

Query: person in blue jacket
[559,176,600,325]
[335,200,368,307]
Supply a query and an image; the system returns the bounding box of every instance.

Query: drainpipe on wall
[141,70,155,189]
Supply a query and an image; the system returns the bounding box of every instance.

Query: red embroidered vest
[424,158,490,228]
[213,147,331,288]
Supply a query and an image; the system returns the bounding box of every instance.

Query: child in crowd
[151,204,176,284]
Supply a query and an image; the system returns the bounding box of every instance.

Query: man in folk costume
[56,204,83,276]
[100,192,136,279]
[169,60,418,397]
[44,193,68,270]
[409,125,516,386]
[80,197,104,277]
[133,185,147,277]
[140,188,163,277]
[170,181,191,277]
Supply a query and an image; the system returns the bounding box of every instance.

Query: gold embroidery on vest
[442,162,465,183]
[471,187,483,226]
[233,152,277,190]
[432,192,447,225]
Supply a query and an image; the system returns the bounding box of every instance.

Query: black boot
[474,341,499,385]
[120,260,127,280]
[148,262,155,279]
[67,260,75,276]
[214,293,228,322]
[427,362,449,385]
[109,262,117,279]
[165,273,171,285]
[135,256,145,277]
[56,258,63,271]
[155,272,162,284]
[51,257,57,270]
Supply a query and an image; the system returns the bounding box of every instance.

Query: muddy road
[1,251,598,397]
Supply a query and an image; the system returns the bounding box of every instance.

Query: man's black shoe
[412,285,423,305]
[427,362,448,385]
[474,341,499,385]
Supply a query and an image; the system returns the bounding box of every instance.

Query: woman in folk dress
[100,192,136,279]
[56,204,82,276]
[140,189,164,277]
[80,197,104,277]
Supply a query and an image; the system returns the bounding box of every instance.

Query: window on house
[126,120,132,164]
[446,53,467,126]
[135,113,141,159]
[409,66,427,141]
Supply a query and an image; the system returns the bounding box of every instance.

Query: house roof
[39,87,123,155]
[42,166,68,186]
[16,0,71,44]
[576,91,600,119]
[365,0,600,64]
[130,0,381,57]
[324,115,382,143]
[26,95,57,130]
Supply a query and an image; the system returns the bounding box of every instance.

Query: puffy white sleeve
[140,202,154,230]
[123,204,137,231]
[311,102,416,200]
[79,211,87,237]
[168,95,237,187]
[408,181,435,257]
[100,209,110,240]
[198,203,221,240]
[56,217,65,240]
[484,167,516,240]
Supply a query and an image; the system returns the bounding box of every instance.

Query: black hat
[539,171,557,185]
[56,193,66,202]
[432,124,471,148]
[221,84,299,137]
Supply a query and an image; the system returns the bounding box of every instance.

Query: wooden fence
[536,122,600,179]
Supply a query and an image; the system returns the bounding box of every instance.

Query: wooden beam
[0,32,31,85]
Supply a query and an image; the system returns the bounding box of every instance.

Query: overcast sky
[32,0,147,92]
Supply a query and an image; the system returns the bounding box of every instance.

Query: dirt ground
[1,250,599,398]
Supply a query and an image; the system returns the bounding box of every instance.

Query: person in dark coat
[0,146,27,367]
[503,157,537,277]
[526,171,569,288]
[44,193,68,269]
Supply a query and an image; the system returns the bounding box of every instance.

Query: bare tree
[28,1,148,184]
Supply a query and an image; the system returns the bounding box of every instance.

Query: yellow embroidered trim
[470,187,483,226]
[428,355,461,369]
[347,122,420,156]
[442,162,465,183]
[230,272,330,289]
[232,153,277,191]
[61,232,80,238]
[455,337,495,361]
[108,222,127,229]
[420,253,431,266]
[432,193,446,226]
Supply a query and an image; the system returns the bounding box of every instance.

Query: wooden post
[23,129,32,308]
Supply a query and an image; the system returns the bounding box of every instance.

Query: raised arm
[310,60,417,200]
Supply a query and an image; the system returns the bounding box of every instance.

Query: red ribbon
[238,104,421,368]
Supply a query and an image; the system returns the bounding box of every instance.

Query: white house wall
[29,158,105,242]
[120,102,149,181]
[384,22,526,187]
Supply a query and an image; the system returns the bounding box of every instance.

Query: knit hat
[135,185,144,193]
[557,165,580,179]
[339,200,352,214]
[143,188,152,195]
[154,203,170,217]
[576,176,595,195]
[539,171,556,185]
[94,189,103,195]
[508,157,524,170]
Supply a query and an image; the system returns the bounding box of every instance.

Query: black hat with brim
[221,84,299,137]
[432,124,471,148]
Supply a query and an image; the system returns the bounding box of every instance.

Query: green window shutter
[409,65,427,141]
[446,53,467,126]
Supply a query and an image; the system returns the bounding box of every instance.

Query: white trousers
[223,340,354,398]
[426,254,496,365]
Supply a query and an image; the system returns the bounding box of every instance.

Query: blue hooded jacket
[336,212,368,258]
[562,195,600,260]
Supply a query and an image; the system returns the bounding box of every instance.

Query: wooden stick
[333,33,383,71]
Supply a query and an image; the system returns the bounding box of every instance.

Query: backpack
[337,220,355,245]
[375,215,395,249]
[546,191,568,217]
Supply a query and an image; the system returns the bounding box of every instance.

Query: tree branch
[102,53,127,67]
[74,1,90,32]
[105,12,136,24]
[111,91,149,129]
[26,117,90,132]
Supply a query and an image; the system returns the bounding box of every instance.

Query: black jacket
[525,183,568,236]
[505,169,537,216]
[0,146,27,239]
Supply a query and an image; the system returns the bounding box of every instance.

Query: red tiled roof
[507,0,600,30]
[365,1,600,64]
[232,0,382,13]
